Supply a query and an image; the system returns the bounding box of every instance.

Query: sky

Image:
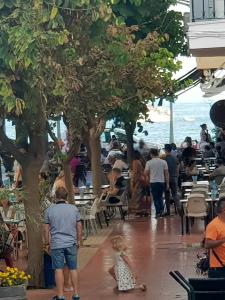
[171,3,225,104]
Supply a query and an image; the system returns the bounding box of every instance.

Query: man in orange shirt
[205,197,225,278]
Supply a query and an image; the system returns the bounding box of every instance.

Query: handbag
[196,249,225,275]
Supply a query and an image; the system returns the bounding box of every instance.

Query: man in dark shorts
[44,187,82,300]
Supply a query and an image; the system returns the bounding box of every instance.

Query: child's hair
[111,235,127,252]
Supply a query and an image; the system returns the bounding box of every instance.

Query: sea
[134,100,215,146]
[4,100,215,147]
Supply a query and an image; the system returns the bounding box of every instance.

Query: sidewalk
[27,215,204,300]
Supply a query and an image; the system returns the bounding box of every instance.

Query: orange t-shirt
[205,217,225,268]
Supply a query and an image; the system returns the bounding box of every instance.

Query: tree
[107,29,181,162]
[0,0,92,286]
[110,0,186,161]
[47,5,177,195]
[112,0,187,56]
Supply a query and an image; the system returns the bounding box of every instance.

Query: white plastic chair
[185,193,208,234]
[191,187,208,196]
[80,197,99,237]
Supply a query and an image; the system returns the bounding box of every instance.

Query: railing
[191,0,225,21]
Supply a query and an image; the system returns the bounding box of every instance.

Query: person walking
[44,187,82,300]
[205,197,225,278]
[145,149,169,218]
[164,144,179,215]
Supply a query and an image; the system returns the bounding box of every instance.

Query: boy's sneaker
[51,296,65,300]
[72,295,80,300]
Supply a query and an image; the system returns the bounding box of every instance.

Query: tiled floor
[25,215,205,300]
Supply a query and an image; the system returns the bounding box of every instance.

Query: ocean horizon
[5,99,215,147]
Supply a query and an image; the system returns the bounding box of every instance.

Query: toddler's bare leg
[108,267,116,281]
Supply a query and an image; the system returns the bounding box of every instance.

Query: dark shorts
[51,245,77,270]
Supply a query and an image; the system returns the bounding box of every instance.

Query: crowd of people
[2,124,225,298]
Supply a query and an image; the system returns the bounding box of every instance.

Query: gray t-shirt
[44,202,81,250]
[145,158,168,183]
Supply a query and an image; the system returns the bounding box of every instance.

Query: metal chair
[101,186,129,221]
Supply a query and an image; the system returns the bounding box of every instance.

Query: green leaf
[0,0,4,10]
[24,57,31,68]
[50,6,58,20]
[9,59,16,71]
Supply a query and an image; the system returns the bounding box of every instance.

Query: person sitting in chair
[105,168,126,204]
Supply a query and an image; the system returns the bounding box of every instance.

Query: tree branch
[0,126,25,163]
[47,121,58,143]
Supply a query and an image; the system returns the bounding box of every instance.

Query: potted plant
[0,267,31,299]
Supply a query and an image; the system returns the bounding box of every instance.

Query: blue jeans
[150,182,165,215]
[51,245,77,270]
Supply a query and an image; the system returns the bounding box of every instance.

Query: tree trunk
[63,162,74,204]
[125,122,136,165]
[82,130,91,162]
[89,133,102,196]
[15,119,28,148]
[22,160,43,288]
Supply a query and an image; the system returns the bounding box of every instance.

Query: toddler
[109,235,146,292]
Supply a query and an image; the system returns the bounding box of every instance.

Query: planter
[0,285,26,300]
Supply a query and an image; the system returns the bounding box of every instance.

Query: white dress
[114,251,136,291]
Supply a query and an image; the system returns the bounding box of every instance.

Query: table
[75,194,96,201]
[184,192,211,197]
[4,219,21,225]
[197,167,215,171]
[180,198,219,235]
[89,185,110,189]
[75,189,93,195]
[181,181,209,188]
[75,200,90,206]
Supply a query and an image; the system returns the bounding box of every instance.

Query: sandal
[140,284,147,291]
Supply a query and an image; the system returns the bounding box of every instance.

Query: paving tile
[26,215,204,300]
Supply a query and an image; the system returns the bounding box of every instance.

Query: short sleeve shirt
[44,202,81,250]
[113,160,128,171]
[145,158,168,183]
[205,217,225,267]
[165,155,179,178]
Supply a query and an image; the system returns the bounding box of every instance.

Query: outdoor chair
[80,197,99,238]
[97,193,109,228]
[192,184,208,189]
[185,193,208,234]
[15,205,28,249]
[101,186,129,221]
[191,187,208,196]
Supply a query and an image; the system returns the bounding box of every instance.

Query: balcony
[188,0,225,57]
[191,0,225,21]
